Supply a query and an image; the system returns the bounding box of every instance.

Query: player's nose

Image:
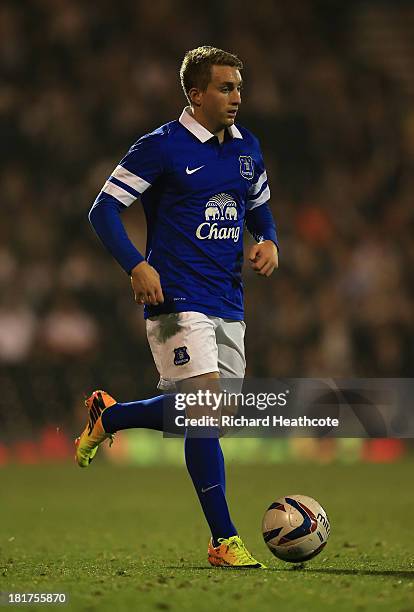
[230,89,241,105]
[233,90,241,105]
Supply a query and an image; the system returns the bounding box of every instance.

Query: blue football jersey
[92,108,273,320]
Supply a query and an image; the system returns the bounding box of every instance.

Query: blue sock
[101,394,181,435]
[184,427,237,545]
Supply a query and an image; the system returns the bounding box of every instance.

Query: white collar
[179,106,243,142]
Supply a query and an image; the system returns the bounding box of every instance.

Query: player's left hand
[248,240,278,277]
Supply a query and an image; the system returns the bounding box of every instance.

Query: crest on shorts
[239,155,254,180]
[173,346,190,366]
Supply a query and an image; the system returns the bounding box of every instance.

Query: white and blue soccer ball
[262,494,330,562]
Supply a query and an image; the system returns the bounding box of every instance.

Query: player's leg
[74,318,245,458]
[74,390,182,467]
[75,312,218,467]
[181,371,264,568]
[180,372,236,543]
[205,318,265,567]
[171,314,264,567]
[147,311,264,566]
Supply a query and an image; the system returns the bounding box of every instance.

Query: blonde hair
[180,46,243,102]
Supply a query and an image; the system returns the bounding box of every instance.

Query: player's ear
[189,87,202,107]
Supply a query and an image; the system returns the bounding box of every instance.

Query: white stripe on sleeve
[111,165,151,194]
[247,185,270,210]
[101,180,137,207]
[248,170,267,197]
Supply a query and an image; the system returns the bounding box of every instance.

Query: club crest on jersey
[173,346,190,366]
[239,155,254,180]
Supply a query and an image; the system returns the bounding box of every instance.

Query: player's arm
[246,204,279,276]
[89,134,164,305]
[245,165,279,277]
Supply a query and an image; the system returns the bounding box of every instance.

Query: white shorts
[146,311,246,391]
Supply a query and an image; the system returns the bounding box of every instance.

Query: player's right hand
[130,261,164,306]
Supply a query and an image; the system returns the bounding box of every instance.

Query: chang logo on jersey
[195,193,240,243]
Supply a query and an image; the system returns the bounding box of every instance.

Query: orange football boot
[75,390,116,467]
[208,536,266,568]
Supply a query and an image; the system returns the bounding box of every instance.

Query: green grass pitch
[2,457,414,611]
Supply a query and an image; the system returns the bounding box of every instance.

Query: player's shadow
[284,567,414,579]
[168,567,414,579]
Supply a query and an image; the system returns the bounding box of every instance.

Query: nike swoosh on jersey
[186,165,205,175]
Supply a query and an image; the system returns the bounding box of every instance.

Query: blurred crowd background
[1,0,413,458]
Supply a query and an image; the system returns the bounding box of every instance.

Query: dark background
[1,0,413,439]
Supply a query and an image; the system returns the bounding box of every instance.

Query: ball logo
[317,512,331,536]
[196,193,240,242]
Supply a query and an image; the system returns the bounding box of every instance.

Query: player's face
[195,65,242,134]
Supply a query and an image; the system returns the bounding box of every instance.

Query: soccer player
[75,46,278,568]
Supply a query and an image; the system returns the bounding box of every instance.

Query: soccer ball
[262,494,330,562]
